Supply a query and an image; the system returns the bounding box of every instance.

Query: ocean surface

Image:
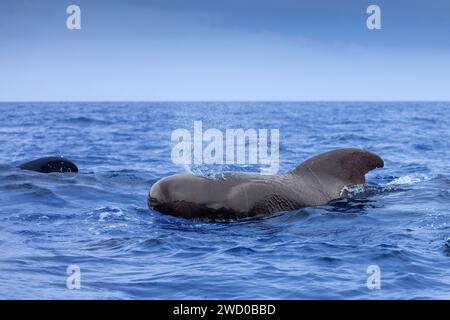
[0,102,449,299]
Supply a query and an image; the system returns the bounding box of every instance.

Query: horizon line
[1,100,450,103]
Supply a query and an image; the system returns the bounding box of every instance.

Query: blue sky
[0,0,449,101]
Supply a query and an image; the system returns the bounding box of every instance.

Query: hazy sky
[1,0,449,101]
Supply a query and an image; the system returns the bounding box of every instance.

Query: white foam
[340,184,365,197]
[387,174,430,186]
[93,206,124,222]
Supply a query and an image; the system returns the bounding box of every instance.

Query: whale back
[291,148,384,200]
[18,157,79,173]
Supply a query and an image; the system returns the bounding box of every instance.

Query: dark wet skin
[18,157,79,173]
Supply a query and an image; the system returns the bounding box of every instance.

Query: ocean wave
[2,102,450,299]
[86,206,125,222]
[61,116,111,126]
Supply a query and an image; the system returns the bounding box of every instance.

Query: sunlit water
[0,102,449,299]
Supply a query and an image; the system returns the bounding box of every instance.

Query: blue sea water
[0,102,449,299]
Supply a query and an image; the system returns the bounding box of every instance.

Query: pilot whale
[18,156,78,173]
[148,148,384,220]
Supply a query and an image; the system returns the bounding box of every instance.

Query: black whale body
[148,148,384,220]
[18,157,78,173]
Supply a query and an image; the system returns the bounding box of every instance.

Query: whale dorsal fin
[292,148,384,199]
